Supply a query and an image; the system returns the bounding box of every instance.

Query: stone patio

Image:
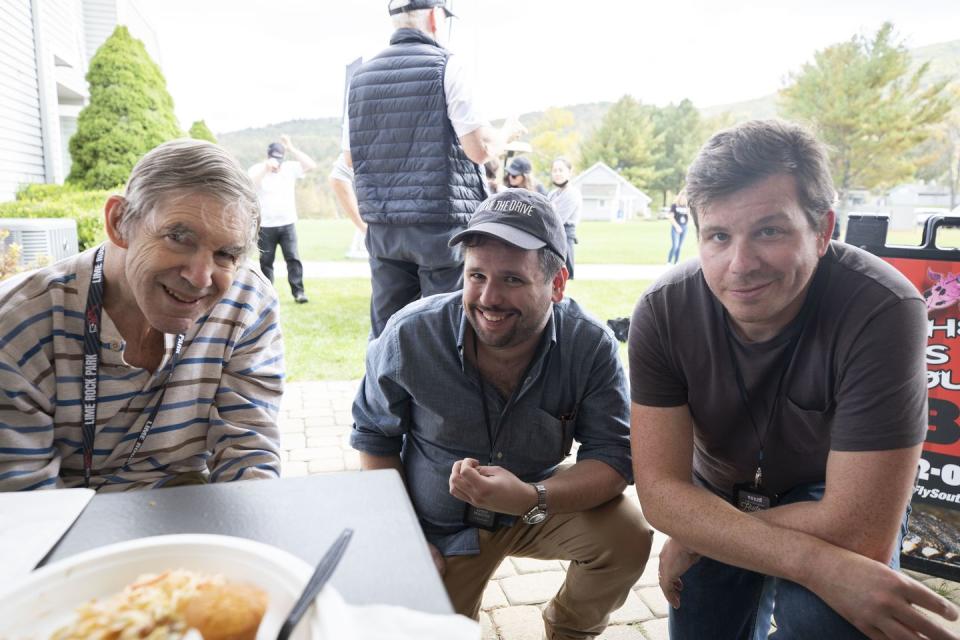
[278,381,960,639]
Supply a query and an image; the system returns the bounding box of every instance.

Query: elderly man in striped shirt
[0,139,283,491]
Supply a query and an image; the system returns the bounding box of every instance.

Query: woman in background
[504,156,546,195]
[667,190,689,265]
[548,157,582,279]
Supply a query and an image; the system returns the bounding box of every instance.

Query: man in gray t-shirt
[629,120,958,639]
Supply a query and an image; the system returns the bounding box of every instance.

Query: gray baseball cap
[450,188,566,261]
[388,0,455,18]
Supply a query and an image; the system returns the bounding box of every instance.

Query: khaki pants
[443,495,652,640]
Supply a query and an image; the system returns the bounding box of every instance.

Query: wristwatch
[521,483,547,525]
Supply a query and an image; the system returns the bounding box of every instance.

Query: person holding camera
[629,119,958,639]
[248,134,316,303]
[351,189,651,639]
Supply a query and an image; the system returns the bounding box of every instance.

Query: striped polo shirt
[0,245,283,492]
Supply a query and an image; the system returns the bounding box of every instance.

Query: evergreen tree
[579,95,660,189]
[780,23,952,206]
[914,85,960,210]
[188,120,217,143]
[68,26,182,189]
[647,99,701,206]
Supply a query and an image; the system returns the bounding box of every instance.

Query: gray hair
[391,7,433,31]
[462,234,564,284]
[685,119,835,231]
[552,157,573,171]
[118,139,260,252]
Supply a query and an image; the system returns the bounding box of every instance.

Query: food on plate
[49,569,268,640]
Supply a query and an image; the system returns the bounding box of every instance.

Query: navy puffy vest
[348,29,488,226]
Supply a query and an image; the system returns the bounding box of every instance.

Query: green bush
[67,26,182,190]
[0,184,111,250]
[188,120,217,143]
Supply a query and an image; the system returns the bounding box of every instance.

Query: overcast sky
[135,0,960,133]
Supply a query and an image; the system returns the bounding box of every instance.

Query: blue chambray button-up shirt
[350,291,632,556]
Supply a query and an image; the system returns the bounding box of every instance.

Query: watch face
[523,510,547,525]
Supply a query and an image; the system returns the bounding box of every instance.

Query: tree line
[562,22,957,211]
[65,24,959,214]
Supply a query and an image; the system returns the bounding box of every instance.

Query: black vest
[348,29,488,226]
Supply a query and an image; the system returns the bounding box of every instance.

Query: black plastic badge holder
[848,214,960,581]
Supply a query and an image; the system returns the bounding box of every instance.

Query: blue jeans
[668,483,908,640]
[668,225,687,264]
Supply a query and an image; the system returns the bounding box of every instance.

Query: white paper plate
[0,534,331,640]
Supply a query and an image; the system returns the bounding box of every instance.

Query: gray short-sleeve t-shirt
[629,242,928,497]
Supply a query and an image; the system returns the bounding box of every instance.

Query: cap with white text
[449,188,566,260]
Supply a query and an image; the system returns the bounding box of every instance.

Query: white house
[846,182,954,230]
[570,162,652,222]
[0,0,159,201]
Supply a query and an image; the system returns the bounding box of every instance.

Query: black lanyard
[472,333,541,465]
[81,246,184,488]
[474,337,500,465]
[721,262,826,489]
[723,319,802,489]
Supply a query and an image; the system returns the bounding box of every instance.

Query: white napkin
[313,587,480,640]
[0,488,94,585]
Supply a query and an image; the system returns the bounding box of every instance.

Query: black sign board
[848,214,960,581]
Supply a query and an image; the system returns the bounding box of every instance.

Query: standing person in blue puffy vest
[342,0,523,338]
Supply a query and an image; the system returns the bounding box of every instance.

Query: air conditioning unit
[0,218,79,267]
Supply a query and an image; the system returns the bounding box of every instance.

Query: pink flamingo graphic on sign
[924,268,960,313]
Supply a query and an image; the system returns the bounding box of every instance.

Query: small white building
[570,162,652,221]
[0,0,159,201]
[847,182,954,230]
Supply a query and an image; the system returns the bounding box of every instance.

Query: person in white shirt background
[248,135,317,303]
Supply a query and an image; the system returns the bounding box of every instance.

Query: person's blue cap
[267,143,285,161]
[388,0,455,18]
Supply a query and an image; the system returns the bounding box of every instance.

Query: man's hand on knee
[809,548,959,640]
[658,537,700,610]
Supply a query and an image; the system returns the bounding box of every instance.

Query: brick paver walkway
[279,381,960,639]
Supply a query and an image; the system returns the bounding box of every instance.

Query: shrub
[189,120,217,143]
[67,26,182,190]
[0,184,111,250]
[0,230,22,281]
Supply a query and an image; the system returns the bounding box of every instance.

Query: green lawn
[886,226,960,248]
[275,278,370,381]
[297,217,960,265]
[275,277,653,381]
[295,220,359,262]
[295,218,694,265]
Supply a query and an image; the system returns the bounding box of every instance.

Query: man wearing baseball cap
[248,135,317,303]
[352,189,651,638]
[343,0,525,338]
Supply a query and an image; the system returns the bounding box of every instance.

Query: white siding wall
[0,0,46,201]
[81,0,117,63]
[42,0,85,65]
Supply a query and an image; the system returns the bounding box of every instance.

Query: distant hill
[701,38,960,122]
[218,39,958,217]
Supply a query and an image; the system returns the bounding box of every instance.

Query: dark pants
[668,482,909,640]
[564,224,577,280]
[258,223,304,298]
[368,256,462,338]
[365,223,465,339]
